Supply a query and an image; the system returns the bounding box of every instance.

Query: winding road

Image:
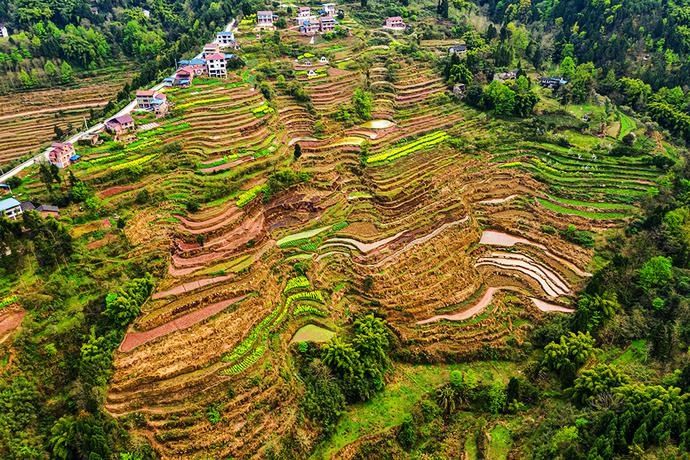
[0,18,238,185]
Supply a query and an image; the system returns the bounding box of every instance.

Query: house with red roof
[48,143,76,168]
[136,90,169,117]
[105,114,136,140]
[206,53,227,78]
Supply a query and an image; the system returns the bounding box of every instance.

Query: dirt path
[478,194,519,205]
[417,286,520,324]
[119,295,246,352]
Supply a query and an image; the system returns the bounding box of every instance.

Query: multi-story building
[0,198,23,220]
[136,90,169,116]
[48,142,75,168]
[257,11,275,29]
[206,53,227,78]
[383,16,406,31]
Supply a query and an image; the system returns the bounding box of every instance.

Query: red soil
[119,295,247,352]
[99,185,138,198]
[151,275,234,299]
[0,308,26,344]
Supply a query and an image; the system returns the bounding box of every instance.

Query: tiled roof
[206,53,226,60]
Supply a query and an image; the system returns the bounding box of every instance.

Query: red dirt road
[119,295,246,352]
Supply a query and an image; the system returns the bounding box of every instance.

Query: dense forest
[0,0,244,92]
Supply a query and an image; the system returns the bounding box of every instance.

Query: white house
[0,198,23,220]
[323,3,336,16]
[257,11,275,29]
[383,16,406,31]
[0,24,8,38]
[206,53,227,78]
[296,7,314,26]
[216,31,236,47]
[48,143,76,169]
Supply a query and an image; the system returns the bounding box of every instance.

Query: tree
[352,88,373,121]
[560,56,576,80]
[542,332,596,384]
[483,81,516,116]
[436,384,456,414]
[301,359,345,434]
[294,143,302,160]
[437,0,449,19]
[572,291,620,332]
[571,364,629,406]
[638,256,673,294]
[397,415,416,450]
[60,61,73,83]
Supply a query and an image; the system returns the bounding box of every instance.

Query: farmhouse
[36,204,60,218]
[136,90,169,116]
[308,69,317,78]
[257,11,275,29]
[105,114,136,139]
[173,67,196,86]
[0,198,22,220]
[202,42,221,58]
[383,16,406,31]
[216,31,238,49]
[539,76,568,89]
[300,20,320,36]
[448,44,467,55]
[319,56,329,64]
[323,3,336,16]
[0,24,8,38]
[320,16,336,32]
[48,142,75,168]
[296,7,314,26]
[206,53,227,78]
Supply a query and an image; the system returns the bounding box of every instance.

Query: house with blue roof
[0,197,23,220]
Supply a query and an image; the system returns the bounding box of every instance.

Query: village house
[0,24,8,38]
[257,11,275,29]
[383,16,406,31]
[78,132,101,146]
[36,204,60,218]
[452,83,466,99]
[320,16,336,32]
[448,44,467,55]
[202,42,222,58]
[105,114,136,140]
[300,20,320,36]
[322,3,336,16]
[48,142,76,168]
[216,31,238,48]
[296,7,314,25]
[173,67,194,86]
[136,90,169,116]
[308,69,317,78]
[319,56,329,64]
[142,9,151,18]
[0,198,23,220]
[539,76,568,89]
[206,53,227,78]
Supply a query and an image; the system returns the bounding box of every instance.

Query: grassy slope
[312,361,518,458]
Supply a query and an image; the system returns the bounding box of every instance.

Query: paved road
[0,18,237,185]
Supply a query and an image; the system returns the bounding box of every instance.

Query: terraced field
[0,63,133,165]
[23,16,664,459]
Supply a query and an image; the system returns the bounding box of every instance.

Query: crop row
[236,184,267,207]
[367,131,450,164]
[293,304,327,317]
[283,276,311,294]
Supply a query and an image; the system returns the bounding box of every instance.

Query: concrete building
[383,16,406,31]
[48,143,75,168]
[0,198,22,220]
[202,42,222,58]
[105,114,136,140]
[320,16,336,32]
[322,3,336,16]
[257,11,275,29]
[206,53,227,78]
[216,31,237,48]
[0,24,9,38]
[136,90,169,116]
[448,44,467,55]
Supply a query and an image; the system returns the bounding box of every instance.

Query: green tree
[571,364,629,406]
[638,256,673,294]
[59,61,73,83]
[560,56,576,80]
[352,88,373,121]
[542,332,596,384]
[484,80,516,115]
